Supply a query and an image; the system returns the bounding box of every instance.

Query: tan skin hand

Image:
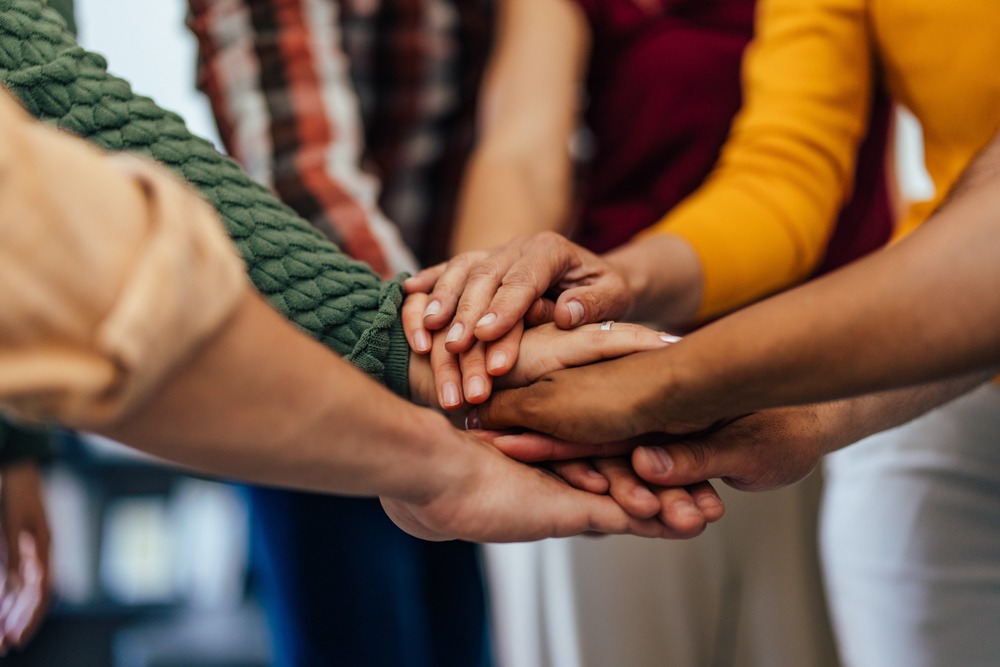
[403,232,633,364]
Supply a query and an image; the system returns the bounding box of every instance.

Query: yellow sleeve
[644,0,874,320]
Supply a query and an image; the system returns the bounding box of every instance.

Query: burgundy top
[570,0,892,275]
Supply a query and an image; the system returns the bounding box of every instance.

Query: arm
[448,0,589,255]
[473,130,1000,440]
[0,84,714,542]
[629,373,994,492]
[187,0,418,276]
[407,0,874,348]
[0,1,410,396]
[609,0,875,324]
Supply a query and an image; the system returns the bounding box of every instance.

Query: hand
[379,429,723,542]
[0,463,51,654]
[408,311,679,410]
[630,404,840,492]
[548,456,724,526]
[403,232,632,368]
[469,347,714,443]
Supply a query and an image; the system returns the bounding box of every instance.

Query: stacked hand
[400,234,728,535]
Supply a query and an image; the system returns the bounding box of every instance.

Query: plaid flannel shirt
[187,0,491,272]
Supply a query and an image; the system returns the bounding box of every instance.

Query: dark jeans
[246,488,492,667]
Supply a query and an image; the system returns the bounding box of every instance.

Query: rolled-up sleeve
[0,91,247,428]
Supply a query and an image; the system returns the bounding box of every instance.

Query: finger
[487,431,636,462]
[430,329,464,410]
[593,458,660,519]
[553,278,631,329]
[423,252,488,331]
[470,236,571,342]
[548,460,609,494]
[553,322,677,369]
[687,480,725,523]
[651,485,711,537]
[403,262,446,294]
[459,340,493,404]
[635,439,744,488]
[402,292,432,353]
[485,321,524,377]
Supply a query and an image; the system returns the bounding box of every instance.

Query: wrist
[604,234,704,329]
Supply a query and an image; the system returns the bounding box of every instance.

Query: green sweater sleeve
[0,0,410,397]
[0,418,54,465]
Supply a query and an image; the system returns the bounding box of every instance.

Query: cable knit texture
[0,0,410,398]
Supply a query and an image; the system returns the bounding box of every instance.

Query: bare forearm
[819,372,994,455]
[603,234,705,329]
[450,149,572,253]
[104,290,462,503]
[661,136,1000,423]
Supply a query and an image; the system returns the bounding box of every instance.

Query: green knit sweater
[0,0,412,461]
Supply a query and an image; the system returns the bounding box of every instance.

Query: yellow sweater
[648,0,1000,320]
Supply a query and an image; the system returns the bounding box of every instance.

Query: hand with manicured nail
[402,232,632,368]
[407,320,680,410]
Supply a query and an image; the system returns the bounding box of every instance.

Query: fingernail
[476,312,497,328]
[567,299,585,326]
[697,495,724,513]
[413,329,431,353]
[424,300,442,317]
[675,502,703,521]
[487,349,508,374]
[445,322,464,344]
[467,376,487,400]
[465,411,481,430]
[442,382,461,407]
[586,469,605,481]
[640,446,673,474]
[659,334,682,344]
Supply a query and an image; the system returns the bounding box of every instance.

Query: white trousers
[821,383,1000,667]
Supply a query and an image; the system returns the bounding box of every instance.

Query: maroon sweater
[571,0,892,275]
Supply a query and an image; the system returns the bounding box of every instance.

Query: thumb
[632,440,750,489]
[554,279,630,329]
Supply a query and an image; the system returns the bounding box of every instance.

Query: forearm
[0,0,410,396]
[104,290,463,502]
[450,0,586,255]
[450,149,572,253]
[817,372,994,455]
[602,234,705,329]
[642,0,873,321]
[660,136,1000,422]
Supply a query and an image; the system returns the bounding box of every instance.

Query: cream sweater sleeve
[0,91,246,428]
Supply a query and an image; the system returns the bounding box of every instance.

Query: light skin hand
[403,232,632,362]
[379,428,716,541]
[471,430,724,527]
[409,304,679,409]
[0,463,51,654]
